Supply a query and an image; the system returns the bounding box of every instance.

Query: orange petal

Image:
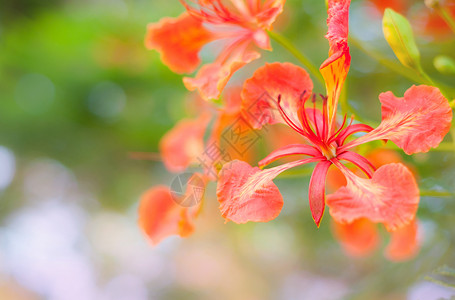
[332,218,380,257]
[145,12,213,74]
[343,85,452,154]
[183,42,260,100]
[159,113,211,173]
[210,88,258,163]
[216,160,283,223]
[241,62,313,129]
[216,158,320,223]
[327,162,419,231]
[320,0,351,128]
[384,218,420,261]
[256,0,286,29]
[138,186,198,245]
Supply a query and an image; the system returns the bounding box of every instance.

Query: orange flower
[138,186,199,245]
[145,0,285,100]
[216,0,452,230]
[140,89,258,245]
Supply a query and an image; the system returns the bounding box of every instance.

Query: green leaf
[382,8,422,72]
[434,55,455,75]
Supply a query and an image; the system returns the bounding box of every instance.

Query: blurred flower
[140,88,259,244]
[145,0,285,100]
[329,149,421,261]
[216,0,452,231]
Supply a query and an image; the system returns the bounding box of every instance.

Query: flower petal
[309,160,332,226]
[241,62,313,129]
[342,85,452,154]
[327,162,419,231]
[332,218,380,257]
[384,218,419,261]
[184,42,260,100]
[160,112,211,173]
[217,158,320,223]
[320,0,351,128]
[145,13,214,74]
[138,186,198,245]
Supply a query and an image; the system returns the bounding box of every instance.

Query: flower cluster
[139,0,453,259]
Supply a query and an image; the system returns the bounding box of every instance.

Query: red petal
[160,113,211,173]
[384,218,420,261]
[327,162,419,231]
[184,41,260,100]
[343,85,452,154]
[138,186,198,245]
[217,158,320,223]
[320,0,351,127]
[309,160,332,226]
[332,218,380,257]
[241,62,313,129]
[258,144,321,167]
[145,13,213,74]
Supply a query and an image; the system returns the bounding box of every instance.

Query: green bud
[383,9,423,72]
[434,55,455,75]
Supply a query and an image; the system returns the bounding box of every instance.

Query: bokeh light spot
[87,81,126,120]
[14,73,55,114]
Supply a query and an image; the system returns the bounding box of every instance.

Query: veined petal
[138,186,198,245]
[327,161,419,231]
[384,218,419,261]
[258,144,321,167]
[159,112,211,173]
[342,85,452,154]
[320,0,351,131]
[332,218,380,257]
[217,158,320,223]
[184,41,260,100]
[145,13,214,74]
[309,160,332,226]
[241,62,313,129]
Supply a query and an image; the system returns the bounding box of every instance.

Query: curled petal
[320,0,351,129]
[138,186,198,245]
[327,162,419,231]
[342,85,453,154]
[332,218,380,257]
[217,158,320,223]
[145,13,213,74]
[160,113,211,173]
[184,42,260,100]
[309,160,332,226]
[258,144,321,167]
[241,62,313,129]
[384,218,420,261]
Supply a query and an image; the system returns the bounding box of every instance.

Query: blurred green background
[1,0,455,299]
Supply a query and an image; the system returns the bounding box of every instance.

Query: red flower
[216,0,452,229]
[145,0,285,100]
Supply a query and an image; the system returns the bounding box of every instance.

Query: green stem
[350,37,455,98]
[267,30,325,87]
[420,190,454,197]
